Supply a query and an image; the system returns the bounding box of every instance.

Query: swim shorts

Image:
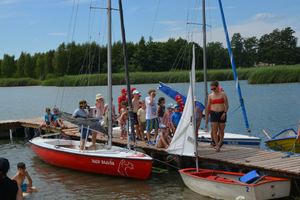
[21,183,27,192]
[146,118,159,131]
[210,111,226,123]
[133,113,138,125]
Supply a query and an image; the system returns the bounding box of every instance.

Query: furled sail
[59,111,108,135]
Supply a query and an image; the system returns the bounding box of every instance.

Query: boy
[132,90,142,141]
[171,104,182,132]
[12,162,37,193]
[38,107,53,136]
[145,89,159,146]
[137,100,146,141]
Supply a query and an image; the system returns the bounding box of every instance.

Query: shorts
[78,127,92,139]
[210,111,226,123]
[146,118,159,132]
[133,113,138,125]
[140,122,146,134]
[21,183,27,192]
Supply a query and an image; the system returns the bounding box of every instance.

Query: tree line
[0,27,299,80]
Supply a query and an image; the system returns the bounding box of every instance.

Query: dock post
[9,129,13,141]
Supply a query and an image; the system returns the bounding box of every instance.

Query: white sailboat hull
[198,130,261,148]
[179,169,291,200]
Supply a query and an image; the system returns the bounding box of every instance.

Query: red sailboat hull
[30,139,152,180]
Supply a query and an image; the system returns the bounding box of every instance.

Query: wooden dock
[1,117,300,179]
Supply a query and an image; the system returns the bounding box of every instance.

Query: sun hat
[0,157,9,173]
[167,103,173,108]
[79,100,88,107]
[148,89,157,94]
[121,88,127,94]
[96,94,104,100]
[133,90,140,95]
[175,94,183,102]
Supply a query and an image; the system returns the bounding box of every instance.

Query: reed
[42,69,256,86]
[0,78,40,87]
[248,65,300,84]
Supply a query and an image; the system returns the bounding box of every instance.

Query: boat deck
[1,117,300,179]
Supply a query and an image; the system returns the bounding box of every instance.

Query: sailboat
[159,0,261,149]
[167,44,291,199]
[29,0,152,180]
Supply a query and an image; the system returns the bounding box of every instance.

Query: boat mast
[118,0,136,146]
[202,0,208,132]
[218,0,251,135]
[107,0,112,148]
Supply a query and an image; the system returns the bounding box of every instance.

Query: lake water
[0,81,299,199]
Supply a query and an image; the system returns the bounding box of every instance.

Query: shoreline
[0,65,299,87]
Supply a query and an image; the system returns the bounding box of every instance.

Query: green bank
[0,65,299,87]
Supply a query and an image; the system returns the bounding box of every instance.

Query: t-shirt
[171,112,182,127]
[137,108,146,122]
[44,113,53,123]
[118,95,128,113]
[73,108,89,118]
[52,114,59,122]
[0,177,19,200]
[145,96,157,120]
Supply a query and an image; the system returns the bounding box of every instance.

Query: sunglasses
[211,87,217,91]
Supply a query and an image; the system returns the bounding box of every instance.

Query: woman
[205,81,229,152]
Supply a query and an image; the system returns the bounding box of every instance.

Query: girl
[118,101,128,139]
[95,94,104,118]
[162,103,174,136]
[157,97,166,126]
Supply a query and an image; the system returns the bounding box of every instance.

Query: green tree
[36,53,46,80]
[1,54,16,78]
[53,43,67,76]
[16,52,26,78]
[231,33,244,68]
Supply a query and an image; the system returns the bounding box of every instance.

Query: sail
[166,80,196,157]
[59,112,108,135]
[158,82,205,112]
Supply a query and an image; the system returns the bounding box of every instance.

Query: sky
[0,0,300,60]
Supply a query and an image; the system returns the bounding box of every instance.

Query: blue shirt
[44,113,53,123]
[53,114,59,122]
[73,108,89,118]
[171,112,182,127]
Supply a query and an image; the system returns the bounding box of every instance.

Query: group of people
[38,80,229,152]
[0,157,37,199]
[38,107,67,136]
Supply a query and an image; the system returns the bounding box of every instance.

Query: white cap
[133,90,140,95]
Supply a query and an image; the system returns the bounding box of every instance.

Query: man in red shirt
[118,88,128,113]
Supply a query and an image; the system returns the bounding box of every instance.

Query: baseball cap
[121,88,127,94]
[133,90,140,95]
[175,95,183,102]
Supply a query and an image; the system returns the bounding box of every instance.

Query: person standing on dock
[72,100,96,150]
[145,89,159,146]
[206,81,229,152]
[0,157,23,200]
[118,88,128,114]
[95,94,105,118]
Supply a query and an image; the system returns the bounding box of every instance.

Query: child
[132,90,142,141]
[12,162,37,193]
[38,107,53,136]
[157,97,166,126]
[137,100,146,140]
[163,103,174,136]
[118,101,128,139]
[194,97,202,138]
[155,131,172,149]
[52,108,67,129]
[95,94,105,118]
[171,104,182,133]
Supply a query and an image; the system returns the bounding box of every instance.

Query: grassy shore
[0,65,299,87]
[0,78,41,87]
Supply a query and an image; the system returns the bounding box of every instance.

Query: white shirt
[145,96,157,120]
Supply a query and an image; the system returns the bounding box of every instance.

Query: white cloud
[159,20,183,26]
[253,13,284,21]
